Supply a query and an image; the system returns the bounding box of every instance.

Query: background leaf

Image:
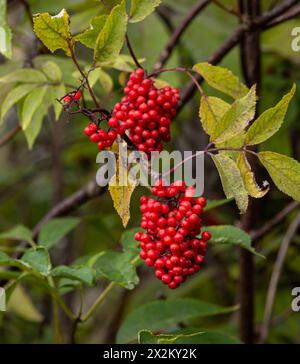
[38,217,80,249]
[130,0,161,23]
[51,265,95,286]
[0,0,12,59]
[93,251,139,289]
[75,15,107,48]
[21,246,52,276]
[117,298,236,343]
[0,69,47,84]
[0,225,33,245]
[21,86,48,130]
[203,225,263,257]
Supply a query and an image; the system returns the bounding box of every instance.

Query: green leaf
[258,151,300,201]
[8,285,43,322]
[0,225,33,245]
[0,250,14,265]
[193,62,249,99]
[33,9,73,56]
[0,69,47,84]
[98,69,114,93]
[138,329,241,344]
[21,246,52,276]
[1,83,37,121]
[51,265,95,286]
[203,225,264,258]
[212,86,256,143]
[51,83,66,121]
[199,96,230,137]
[21,86,48,130]
[204,198,233,211]
[41,61,62,82]
[0,0,12,59]
[38,217,80,249]
[94,1,128,64]
[120,227,140,258]
[245,84,296,145]
[117,298,236,343]
[130,0,161,23]
[93,251,139,289]
[211,153,248,214]
[75,15,108,48]
[237,152,269,198]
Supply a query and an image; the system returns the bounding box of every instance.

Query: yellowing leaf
[216,132,245,161]
[212,85,256,144]
[130,0,161,23]
[237,153,269,198]
[199,96,230,136]
[33,9,73,56]
[109,157,136,227]
[211,153,248,213]
[258,151,300,201]
[8,285,43,322]
[245,84,296,145]
[75,15,108,48]
[193,62,249,99]
[94,1,128,64]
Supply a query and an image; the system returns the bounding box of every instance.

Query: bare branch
[259,211,300,343]
[0,125,21,148]
[251,201,300,243]
[154,0,212,71]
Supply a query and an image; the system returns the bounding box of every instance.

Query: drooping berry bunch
[135,180,211,289]
[83,68,180,153]
[63,90,81,105]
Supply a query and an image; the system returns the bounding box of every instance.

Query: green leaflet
[75,15,108,48]
[212,85,257,144]
[245,84,296,145]
[130,0,161,23]
[21,86,48,130]
[259,151,300,201]
[94,1,128,64]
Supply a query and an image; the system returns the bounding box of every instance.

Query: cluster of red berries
[135,180,211,289]
[84,68,180,153]
[63,90,81,104]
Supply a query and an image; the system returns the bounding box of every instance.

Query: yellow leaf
[237,153,269,198]
[109,156,136,227]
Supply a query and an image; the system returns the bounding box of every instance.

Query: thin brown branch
[0,124,21,148]
[178,0,298,112]
[125,34,142,69]
[259,211,300,343]
[251,201,300,243]
[154,0,212,71]
[213,0,241,17]
[264,3,300,29]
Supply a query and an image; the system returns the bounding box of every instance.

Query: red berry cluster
[135,180,211,289]
[83,68,180,153]
[63,90,81,104]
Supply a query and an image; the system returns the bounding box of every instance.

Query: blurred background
[0,0,300,344]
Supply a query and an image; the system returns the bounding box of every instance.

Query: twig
[154,0,212,71]
[212,0,241,17]
[264,3,300,29]
[178,0,299,112]
[125,34,143,69]
[19,0,34,26]
[259,211,300,343]
[0,124,21,148]
[251,201,300,243]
